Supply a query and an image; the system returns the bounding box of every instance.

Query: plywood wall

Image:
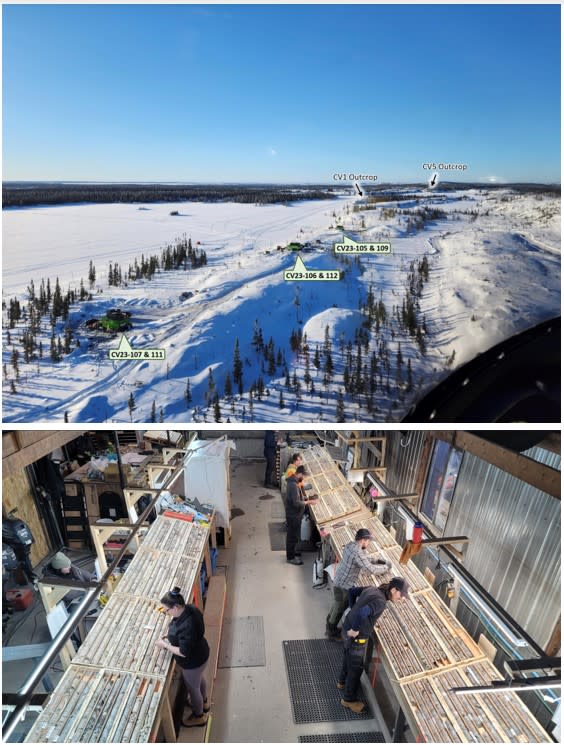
[2,470,51,566]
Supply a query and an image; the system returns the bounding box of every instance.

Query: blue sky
[2,4,561,183]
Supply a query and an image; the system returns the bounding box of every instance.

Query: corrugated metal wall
[380,432,560,731]
[444,450,561,650]
[381,431,427,495]
[381,432,561,650]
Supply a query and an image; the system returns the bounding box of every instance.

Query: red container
[6,587,35,611]
[412,521,424,544]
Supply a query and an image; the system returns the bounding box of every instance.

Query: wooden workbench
[25,516,211,743]
[300,447,368,526]
[399,659,551,743]
[308,452,551,743]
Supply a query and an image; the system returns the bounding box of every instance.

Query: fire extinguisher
[412,521,424,544]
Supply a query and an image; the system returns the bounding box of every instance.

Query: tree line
[3,183,339,208]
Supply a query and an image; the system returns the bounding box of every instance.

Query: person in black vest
[156,586,210,727]
[339,578,409,713]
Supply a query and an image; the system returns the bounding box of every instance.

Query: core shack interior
[2,429,560,743]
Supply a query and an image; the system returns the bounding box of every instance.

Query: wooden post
[37,582,76,669]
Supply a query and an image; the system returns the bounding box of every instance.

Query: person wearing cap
[339,578,409,713]
[285,471,318,565]
[156,586,210,727]
[325,529,392,639]
[280,452,304,501]
[44,551,95,603]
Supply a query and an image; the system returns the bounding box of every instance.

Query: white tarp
[169,438,235,530]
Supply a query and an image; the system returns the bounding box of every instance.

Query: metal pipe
[2,442,193,742]
[392,498,545,658]
[451,677,561,695]
[2,587,97,741]
[113,431,126,494]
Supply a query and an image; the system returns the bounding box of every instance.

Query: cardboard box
[104,463,120,478]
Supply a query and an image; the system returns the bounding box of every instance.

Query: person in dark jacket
[339,578,409,713]
[285,472,317,565]
[156,586,210,727]
[263,431,278,487]
[43,552,96,604]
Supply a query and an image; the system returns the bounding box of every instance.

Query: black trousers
[339,643,366,701]
[264,451,276,485]
[286,514,301,560]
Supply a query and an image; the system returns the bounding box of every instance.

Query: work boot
[203,698,210,713]
[340,699,366,714]
[183,712,209,727]
[325,623,340,639]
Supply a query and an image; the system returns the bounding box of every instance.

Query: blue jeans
[339,643,366,701]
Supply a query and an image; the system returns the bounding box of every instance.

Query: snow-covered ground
[2,187,560,423]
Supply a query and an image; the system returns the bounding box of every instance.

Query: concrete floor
[210,460,387,743]
[3,460,395,743]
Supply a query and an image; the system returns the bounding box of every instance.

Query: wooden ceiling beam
[2,430,87,479]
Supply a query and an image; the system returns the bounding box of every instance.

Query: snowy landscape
[2,185,560,423]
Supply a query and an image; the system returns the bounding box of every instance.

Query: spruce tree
[233,338,243,389]
[50,335,59,362]
[304,356,312,389]
[205,367,216,406]
[323,324,331,354]
[11,348,19,379]
[184,378,192,408]
[406,359,413,391]
[64,325,73,354]
[313,345,321,370]
[279,390,285,409]
[150,399,157,423]
[128,392,136,421]
[213,395,221,423]
[224,371,233,399]
[336,390,346,422]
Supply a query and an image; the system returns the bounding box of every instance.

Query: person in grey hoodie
[339,577,409,713]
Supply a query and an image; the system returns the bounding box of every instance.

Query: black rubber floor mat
[295,540,318,552]
[299,733,384,743]
[269,522,286,551]
[231,507,245,518]
[259,493,275,500]
[283,639,370,724]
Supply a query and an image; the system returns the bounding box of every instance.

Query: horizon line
[3,179,561,187]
